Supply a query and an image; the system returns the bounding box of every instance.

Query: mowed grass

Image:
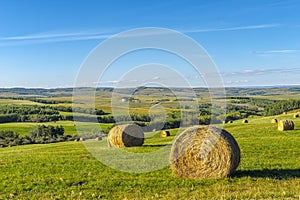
[0,115,300,199]
[0,121,114,135]
[0,99,42,105]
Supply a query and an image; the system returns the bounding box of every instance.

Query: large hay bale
[242,119,248,123]
[294,113,299,118]
[278,120,294,131]
[107,124,144,147]
[170,126,240,179]
[161,130,170,137]
[271,118,278,123]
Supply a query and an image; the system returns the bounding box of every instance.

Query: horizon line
[0,84,300,90]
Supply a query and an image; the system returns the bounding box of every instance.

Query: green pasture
[0,121,114,135]
[0,99,42,105]
[0,114,299,199]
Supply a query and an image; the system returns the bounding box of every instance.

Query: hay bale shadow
[142,144,171,147]
[233,169,300,179]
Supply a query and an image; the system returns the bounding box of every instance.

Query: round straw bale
[294,113,299,118]
[79,137,84,142]
[228,120,233,124]
[152,129,157,132]
[170,125,240,179]
[161,130,170,137]
[107,124,144,147]
[271,118,278,123]
[95,136,102,141]
[278,120,294,131]
[242,119,248,123]
[283,112,287,115]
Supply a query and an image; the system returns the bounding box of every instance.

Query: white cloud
[0,24,280,46]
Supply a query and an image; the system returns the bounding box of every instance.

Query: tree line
[0,125,108,148]
[0,125,70,148]
[0,104,106,123]
[264,99,300,116]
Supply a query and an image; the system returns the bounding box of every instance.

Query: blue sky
[0,0,300,88]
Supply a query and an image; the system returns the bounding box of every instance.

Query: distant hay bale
[170,125,240,179]
[74,139,79,142]
[107,124,144,147]
[283,112,287,115]
[152,129,157,132]
[294,113,299,118]
[228,120,233,124]
[271,118,278,123]
[161,130,170,137]
[95,136,102,141]
[278,120,294,131]
[79,137,84,142]
[222,120,228,124]
[242,119,248,123]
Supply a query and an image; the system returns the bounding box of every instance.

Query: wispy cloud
[0,30,114,46]
[252,49,300,55]
[0,24,280,46]
[225,79,249,85]
[267,0,299,8]
[1,32,90,41]
[223,67,300,77]
[185,24,280,33]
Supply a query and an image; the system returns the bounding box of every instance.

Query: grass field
[0,121,114,135]
[0,99,42,105]
[0,114,299,199]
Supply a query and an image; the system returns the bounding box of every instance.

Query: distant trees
[0,130,20,147]
[0,104,106,123]
[0,104,60,123]
[0,114,19,123]
[69,107,106,115]
[29,125,64,138]
[28,98,72,104]
[264,99,300,116]
[0,104,59,115]
[0,125,71,148]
